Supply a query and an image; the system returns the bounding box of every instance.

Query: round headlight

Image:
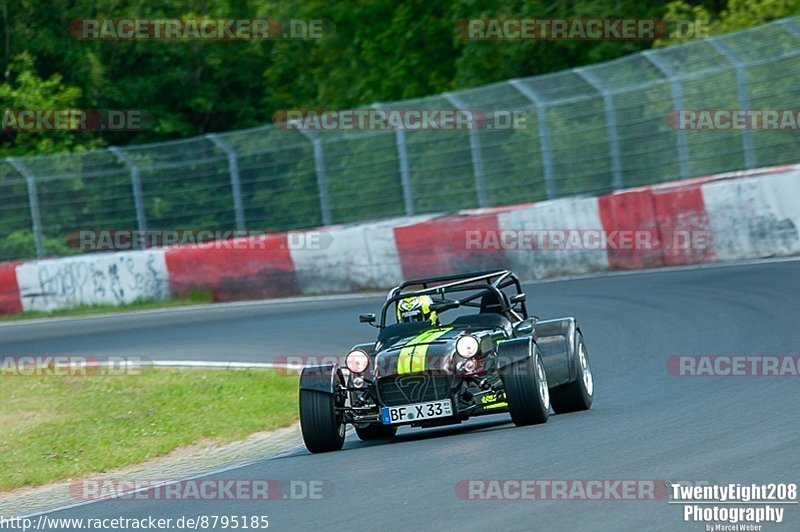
[345,349,370,373]
[456,335,480,358]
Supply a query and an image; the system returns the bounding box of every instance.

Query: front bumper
[341,371,507,427]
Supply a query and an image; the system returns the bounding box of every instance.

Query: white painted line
[1,359,354,382]
[150,360,290,370]
[0,359,314,373]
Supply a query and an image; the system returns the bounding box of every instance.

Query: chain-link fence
[2,17,800,261]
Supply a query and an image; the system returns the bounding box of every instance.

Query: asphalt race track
[5,261,800,531]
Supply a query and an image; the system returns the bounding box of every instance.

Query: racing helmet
[396,295,437,324]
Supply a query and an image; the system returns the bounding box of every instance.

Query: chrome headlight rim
[345,349,370,374]
[455,334,480,358]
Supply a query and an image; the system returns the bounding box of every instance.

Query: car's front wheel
[299,389,346,453]
[501,348,550,426]
[355,424,397,441]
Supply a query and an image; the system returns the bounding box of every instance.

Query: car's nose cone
[374,342,456,377]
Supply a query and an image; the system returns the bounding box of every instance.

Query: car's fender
[299,364,344,394]
[534,317,580,387]
[496,337,533,371]
[349,342,376,355]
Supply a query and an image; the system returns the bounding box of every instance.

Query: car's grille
[377,374,452,406]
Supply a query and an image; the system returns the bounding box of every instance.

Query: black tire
[355,424,398,441]
[299,389,345,453]
[500,348,550,426]
[550,333,594,414]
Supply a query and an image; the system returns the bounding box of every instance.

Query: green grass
[0,290,215,322]
[0,368,298,491]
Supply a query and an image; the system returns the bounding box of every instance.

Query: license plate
[381,399,453,425]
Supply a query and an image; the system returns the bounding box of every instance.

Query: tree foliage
[1,0,795,155]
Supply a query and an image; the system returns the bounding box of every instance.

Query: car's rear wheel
[300,389,346,453]
[501,349,550,426]
[550,333,593,414]
[355,424,397,441]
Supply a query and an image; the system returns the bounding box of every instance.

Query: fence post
[109,147,148,243]
[642,50,690,180]
[444,93,488,208]
[297,130,332,226]
[7,157,45,258]
[509,79,557,199]
[574,68,624,191]
[371,103,415,215]
[395,130,415,215]
[207,133,247,232]
[777,18,800,36]
[708,38,756,170]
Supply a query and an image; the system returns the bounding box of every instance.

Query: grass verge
[0,290,215,322]
[0,368,298,491]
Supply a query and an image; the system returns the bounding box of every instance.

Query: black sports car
[299,270,593,453]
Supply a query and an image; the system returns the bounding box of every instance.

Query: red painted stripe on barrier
[165,234,298,301]
[598,190,663,269]
[393,214,506,280]
[0,262,22,314]
[652,185,715,265]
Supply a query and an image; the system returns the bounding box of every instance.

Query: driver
[396,295,438,324]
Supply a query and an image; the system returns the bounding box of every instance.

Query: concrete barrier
[702,167,800,261]
[598,189,663,270]
[1,163,798,314]
[499,197,609,279]
[651,182,714,266]
[165,233,298,301]
[290,218,415,295]
[393,211,506,279]
[15,251,169,312]
[0,262,22,314]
